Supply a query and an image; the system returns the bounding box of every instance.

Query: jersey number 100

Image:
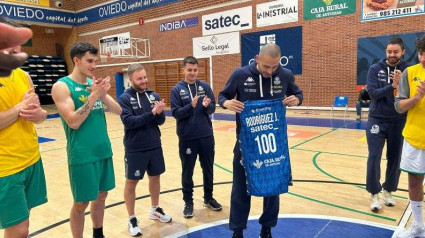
[254,133,277,155]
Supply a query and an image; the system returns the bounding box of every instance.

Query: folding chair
[331,96,348,118]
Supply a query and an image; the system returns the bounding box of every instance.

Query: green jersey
[58,76,112,165]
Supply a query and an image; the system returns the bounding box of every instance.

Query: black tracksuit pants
[366,117,405,194]
[179,136,215,204]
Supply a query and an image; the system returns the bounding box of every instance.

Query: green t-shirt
[58,76,112,165]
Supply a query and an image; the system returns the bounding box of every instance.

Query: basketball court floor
[19,107,414,238]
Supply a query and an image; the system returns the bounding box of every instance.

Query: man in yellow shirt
[0,17,48,238]
[394,35,425,238]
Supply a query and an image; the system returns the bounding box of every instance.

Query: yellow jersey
[0,68,40,177]
[402,64,425,149]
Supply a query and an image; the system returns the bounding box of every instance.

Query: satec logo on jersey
[202,6,252,36]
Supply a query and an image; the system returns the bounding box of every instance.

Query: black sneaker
[259,226,272,238]
[183,203,194,218]
[232,230,243,238]
[203,198,222,211]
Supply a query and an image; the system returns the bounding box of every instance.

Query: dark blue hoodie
[218,61,303,134]
[118,87,165,152]
[170,79,215,140]
[366,59,411,121]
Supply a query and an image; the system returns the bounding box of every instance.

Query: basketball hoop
[100,53,110,63]
[99,33,150,60]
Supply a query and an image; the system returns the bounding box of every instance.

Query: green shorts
[0,158,47,229]
[69,158,115,202]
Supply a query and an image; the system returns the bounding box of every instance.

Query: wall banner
[201,6,252,36]
[76,0,180,25]
[159,17,198,32]
[256,0,298,28]
[4,0,50,7]
[193,32,240,58]
[361,0,424,21]
[356,31,424,85]
[304,0,356,20]
[0,0,180,26]
[241,26,302,75]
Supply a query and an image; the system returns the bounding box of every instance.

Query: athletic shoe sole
[203,203,222,211]
[129,232,142,237]
[148,214,172,223]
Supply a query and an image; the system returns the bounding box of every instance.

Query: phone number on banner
[363,6,423,20]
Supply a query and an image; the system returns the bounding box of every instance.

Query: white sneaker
[396,222,425,238]
[382,190,396,206]
[128,217,142,237]
[148,207,172,223]
[370,194,382,211]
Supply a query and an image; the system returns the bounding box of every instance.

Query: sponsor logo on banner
[159,16,198,32]
[260,34,276,46]
[202,6,252,36]
[256,0,298,27]
[193,32,240,58]
[361,0,424,21]
[241,27,302,74]
[0,0,180,26]
[304,0,356,20]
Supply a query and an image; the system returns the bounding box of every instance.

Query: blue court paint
[38,136,55,143]
[47,113,60,119]
[168,215,395,238]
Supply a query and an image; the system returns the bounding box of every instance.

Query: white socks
[151,206,158,213]
[411,200,424,227]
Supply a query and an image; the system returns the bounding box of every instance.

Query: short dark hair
[415,35,425,53]
[183,56,198,66]
[0,17,23,27]
[387,37,404,50]
[70,41,98,63]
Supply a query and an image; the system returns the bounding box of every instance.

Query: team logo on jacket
[253,159,263,169]
[198,85,204,91]
[180,89,187,95]
[377,69,388,82]
[130,97,139,109]
[186,148,192,154]
[413,77,422,82]
[0,82,4,88]
[244,77,256,86]
[274,77,281,85]
[370,124,380,134]
[134,170,141,177]
[149,94,156,101]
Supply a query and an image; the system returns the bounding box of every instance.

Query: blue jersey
[239,99,291,197]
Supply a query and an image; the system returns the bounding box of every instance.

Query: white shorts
[400,139,425,174]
